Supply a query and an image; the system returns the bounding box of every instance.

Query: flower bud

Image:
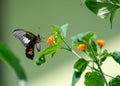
[77,44,87,51]
[97,40,106,47]
[47,35,55,44]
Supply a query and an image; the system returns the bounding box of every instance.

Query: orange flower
[77,44,87,51]
[97,40,106,47]
[47,35,55,44]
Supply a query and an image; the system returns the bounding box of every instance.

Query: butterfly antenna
[37,27,44,42]
[37,27,41,35]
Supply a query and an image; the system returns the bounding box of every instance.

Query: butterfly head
[36,35,41,43]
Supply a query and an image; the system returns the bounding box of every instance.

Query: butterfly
[13,29,41,60]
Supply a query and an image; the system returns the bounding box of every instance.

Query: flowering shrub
[0,0,120,86]
[36,24,120,86]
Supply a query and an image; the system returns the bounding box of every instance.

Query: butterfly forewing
[13,29,41,60]
[13,29,36,47]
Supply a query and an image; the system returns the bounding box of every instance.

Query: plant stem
[60,36,82,59]
[71,50,81,58]
[59,36,72,51]
[104,73,114,79]
[96,61,109,86]
[88,65,114,79]
[88,43,109,86]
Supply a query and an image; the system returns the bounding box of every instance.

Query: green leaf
[51,52,56,58]
[40,45,60,57]
[90,40,98,55]
[60,24,68,37]
[85,0,120,19]
[55,36,62,45]
[99,50,108,65]
[85,46,96,60]
[71,32,96,46]
[84,71,104,86]
[71,36,83,46]
[72,58,88,86]
[80,32,95,42]
[52,24,61,34]
[110,9,117,29]
[83,39,97,60]
[74,58,89,72]
[0,43,27,81]
[51,24,68,38]
[36,45,60,65]
[71,71,82,86]
[111,51,120,64]
[109,75,120,86]
[111,0,120,4]
[36,56,46,65]
[85,0,120,28]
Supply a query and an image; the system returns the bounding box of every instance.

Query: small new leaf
[52,24,68,38]
[109,75,120,86]
[60,24,68,37]
[99,50,109,65]
[52,25,61,34]
[81,32,95,42]
[84,71,104,86]
[71,32,95,46]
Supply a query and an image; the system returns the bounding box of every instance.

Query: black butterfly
[13,29,41,60]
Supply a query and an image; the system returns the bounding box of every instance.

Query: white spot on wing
[22,37,30,46]
[13,29,30,46]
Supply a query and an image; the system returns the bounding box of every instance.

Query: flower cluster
[77,40,106,51]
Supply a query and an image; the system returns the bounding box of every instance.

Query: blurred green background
[1,0,120,86]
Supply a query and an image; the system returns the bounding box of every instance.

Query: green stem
[88,65,114,78]
[88,43,109,86]
[60,36,82,59]
[60,37,71,51]
[71,50,81,58]
[96,62,109,86]
[104,73,114,79]
[87,43,97,60]
[61,46,82,59]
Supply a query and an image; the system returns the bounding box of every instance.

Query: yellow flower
[77,44,87,51]
[47,35,55,44]
[97,40,106,47]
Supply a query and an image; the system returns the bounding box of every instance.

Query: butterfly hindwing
[25,35,37,60]
[13,29,41,60]
[25,47,35,60]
